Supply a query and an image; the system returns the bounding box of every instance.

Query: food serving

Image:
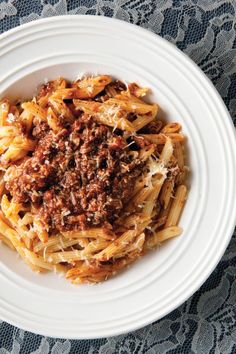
[0,75,188,283]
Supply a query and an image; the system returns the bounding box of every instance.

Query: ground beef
[32,120,50,140]
[6,114,143,232]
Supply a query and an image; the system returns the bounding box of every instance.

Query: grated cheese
[75,72,85,81]
[1,103,8,111]
[148,157,168,177]
[7,113,15,123]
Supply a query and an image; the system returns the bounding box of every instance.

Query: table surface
[0,1,236,353]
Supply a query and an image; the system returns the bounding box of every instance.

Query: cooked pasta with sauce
[0,75,188,283]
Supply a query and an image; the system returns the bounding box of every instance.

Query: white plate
[0,15,236,339]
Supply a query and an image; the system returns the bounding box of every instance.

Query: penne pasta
[48,97,74,122]
[47,249,86,264]
[113,232,145,259]
[73,75,112,99]
[160,178,175,209]
[37,236,87,255]
[106,97,157,116]
[161,122,181,134]
[94,230,137,261]
[1,136,36,165]
[0,99,10,126]
[141,133,184,144]
[146,226,182,249]
[159,136,173,166]
[0,232,15,250]
[62,228,115,240]
[0,76,188,283]
[132,114,156,131]
[174,142,185,170]
[142,175,166,216]
[127,83,149,98]
[66,257,130,283]
[46,107,61,132]
[73,99,134,132]
[165,185,187,227]
[21,102,47,121]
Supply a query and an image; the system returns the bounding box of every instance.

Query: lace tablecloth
[0,1,236,353]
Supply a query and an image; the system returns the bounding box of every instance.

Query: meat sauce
[6,114,143,232]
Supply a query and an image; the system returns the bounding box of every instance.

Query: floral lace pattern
[0,1,236,353]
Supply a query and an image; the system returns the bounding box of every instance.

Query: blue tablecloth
[0,1,236,353]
